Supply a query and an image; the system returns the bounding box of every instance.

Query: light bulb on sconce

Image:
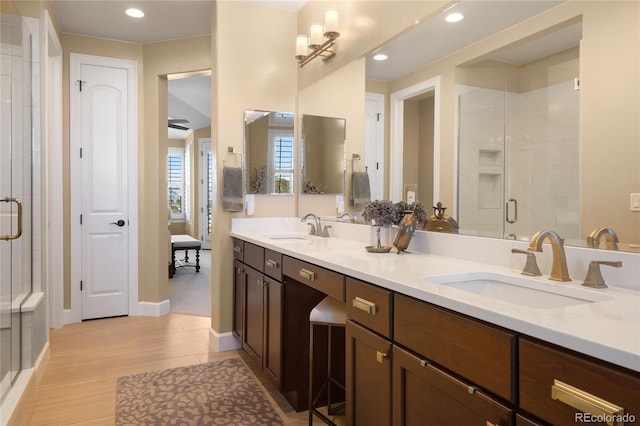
[295,9,340,67]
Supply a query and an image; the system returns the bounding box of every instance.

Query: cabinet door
[392,345,514,426]
[232,259,245,343]
[346,320,392,426]
[520,338,640,426]
[243,266,264,363]
[264,278,283,388]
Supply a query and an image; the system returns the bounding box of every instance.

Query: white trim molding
[389,76,441,203]
[69,53,139,323]
[209,329,241,352]
[137,300,171,317]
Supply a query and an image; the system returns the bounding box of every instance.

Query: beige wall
[212,1,297,332]
[298,59,366,216]
[296,1,453,89]
[388,1,640,244]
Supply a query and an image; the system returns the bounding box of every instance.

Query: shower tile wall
[458,81,580,240]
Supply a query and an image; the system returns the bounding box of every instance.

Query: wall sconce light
[295,10,340,67]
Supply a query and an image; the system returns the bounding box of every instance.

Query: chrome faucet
[301,213,323,236]
[337,212,356,223]
[587,227,619,251]
[528,230,571,282]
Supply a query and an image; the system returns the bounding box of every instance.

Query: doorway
[69,53,139,322]
[390,76,441,205]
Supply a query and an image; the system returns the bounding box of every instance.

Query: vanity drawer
[264,249,283,281]
[283,256,345,302]
[243,242,265,272]
[394,294,516,403]
[346,278,392,338]
[519,338,640,425]
[232,238,244,261]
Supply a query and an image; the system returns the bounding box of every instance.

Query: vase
[370,225,396,247]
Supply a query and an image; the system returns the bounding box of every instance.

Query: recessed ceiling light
[445,12,464,23]
[373,53,388,61]
[125,8,144,18]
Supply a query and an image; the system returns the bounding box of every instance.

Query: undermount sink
[266,235,308,241]
[426,272,614,309]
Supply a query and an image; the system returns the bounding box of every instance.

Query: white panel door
[365,93,384,201]
[79,63,129,320]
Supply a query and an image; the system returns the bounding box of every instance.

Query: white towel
[350,171,371,210]
[223,167,244,212]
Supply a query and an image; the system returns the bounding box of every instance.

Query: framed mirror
[244,110,294,195]
[301,114,346,194]
[366,1,639,252]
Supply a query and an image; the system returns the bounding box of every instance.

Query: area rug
[116,357,286,425]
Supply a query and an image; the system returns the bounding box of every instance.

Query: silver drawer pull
[233,246,242,254]
[298,268,315,281]
[551,379,625,426]
[265,259,279,270]
[352,297,377,315]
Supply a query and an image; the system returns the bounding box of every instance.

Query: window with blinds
[168,147,185,220]
[268,130,294,194]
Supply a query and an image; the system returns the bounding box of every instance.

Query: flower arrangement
[362,200,428,227]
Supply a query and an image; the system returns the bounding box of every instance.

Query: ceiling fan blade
[168,123,190,130]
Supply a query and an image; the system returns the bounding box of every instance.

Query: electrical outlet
[631,193,640,212]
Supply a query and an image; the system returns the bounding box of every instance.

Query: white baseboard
[63,308,74,325]
[209,329,241,352]
[137,299,171,317]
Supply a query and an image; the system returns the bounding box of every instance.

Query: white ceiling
[366,0,570,81]
[51,1,576,138]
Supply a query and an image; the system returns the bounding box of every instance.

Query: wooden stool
[170,235,201,276]
[309,296,346,426]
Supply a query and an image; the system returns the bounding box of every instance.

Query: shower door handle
[0,197,23,241]
[506,198,518,224]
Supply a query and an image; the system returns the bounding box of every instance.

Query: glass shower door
[1,9,33,402]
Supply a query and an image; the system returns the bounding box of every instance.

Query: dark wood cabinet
[346,319,392,426]
[519,337,640,426]
[243,266,264,363]
[394,294,517,403]
[392,345,514,426]
[263,277,282,387]
[232,239,283,388]
[232,259,245,343]
[232,238,639,426]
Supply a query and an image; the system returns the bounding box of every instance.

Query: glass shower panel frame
[0,7,33,403]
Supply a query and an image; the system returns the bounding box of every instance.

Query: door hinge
[80,147,83,158]
[80,214,83,225]
[377,113,381,122]
[78,80,86,91]
[376,162,379,170]
[80,280,83,291]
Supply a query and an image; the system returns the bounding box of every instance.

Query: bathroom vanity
[231,218,640,425]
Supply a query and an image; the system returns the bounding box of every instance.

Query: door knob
[110,219,126,227]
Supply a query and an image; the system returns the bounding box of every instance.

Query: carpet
[116,358,286,425]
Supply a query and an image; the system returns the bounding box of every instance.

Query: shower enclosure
[1,6,33,403]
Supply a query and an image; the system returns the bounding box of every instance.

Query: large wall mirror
[301,114,346,194]
[367,1,639,252]
[244,110,294,195]
[457,23,581,243]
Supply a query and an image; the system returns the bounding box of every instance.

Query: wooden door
[263,278,282,388]
[392,345,514,426]
[232,259,245,343]
[346,320,392,426]
[243,266,263,363]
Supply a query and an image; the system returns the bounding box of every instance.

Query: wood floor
[12,313,322,425]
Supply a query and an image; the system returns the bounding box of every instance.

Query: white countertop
[231,218,640,373]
